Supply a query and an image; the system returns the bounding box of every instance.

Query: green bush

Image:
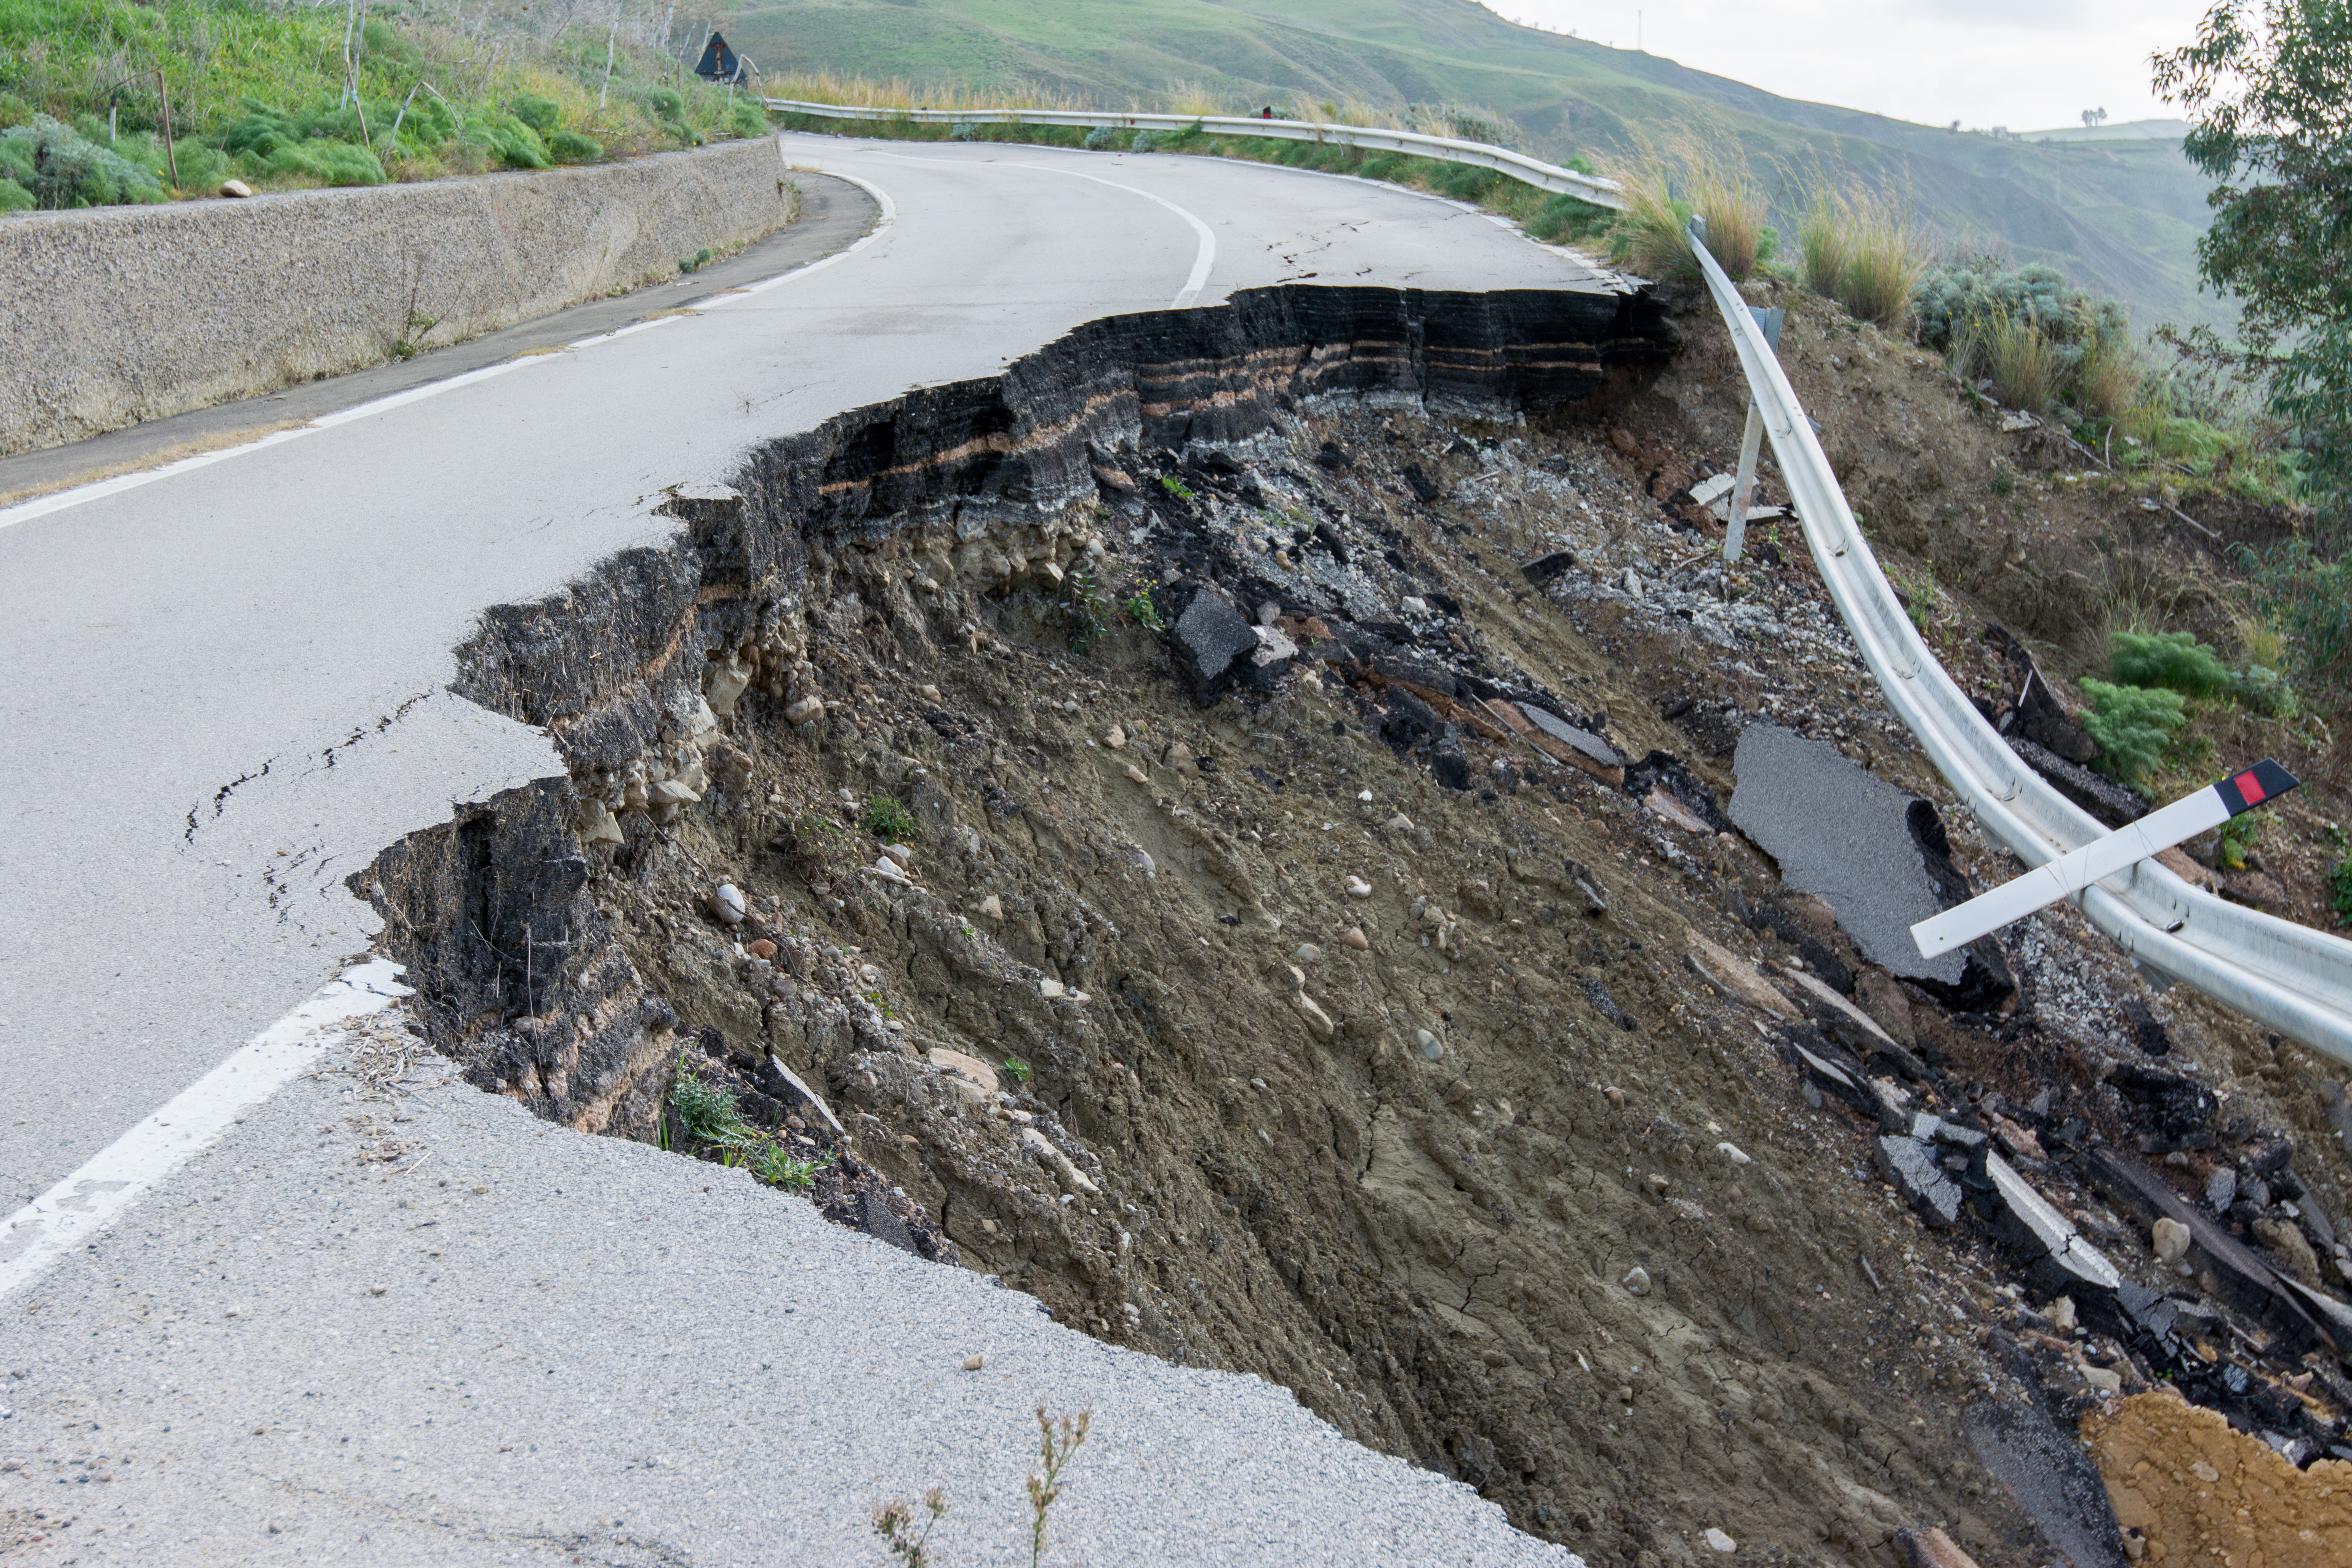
[510,93,560,133]
[549,128,602,163]
[670,1062,753,1147]
[2109,630,2235,699]
[1525,193,1612,244]
[2330,855,2352,927]
[862,795,918,841]
[2240,540,2352,708]
[0,176,28,210]
[2079,678,2187,788]
[1083,123,1119,151]
[728,99,768,140]
[1129,129,1157,152]
[0,116,167,206]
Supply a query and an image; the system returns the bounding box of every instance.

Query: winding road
[0,136,1613,1562]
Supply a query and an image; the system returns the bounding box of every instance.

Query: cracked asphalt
[0,136,1612,1561]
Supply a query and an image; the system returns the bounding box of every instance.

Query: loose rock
[1622,1266,1652,1296]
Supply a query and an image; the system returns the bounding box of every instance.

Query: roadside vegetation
[0,0,772,209]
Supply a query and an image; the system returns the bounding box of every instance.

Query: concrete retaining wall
[0,136,796,456]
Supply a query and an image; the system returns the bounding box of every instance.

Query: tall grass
[1971,310,2062,411]
[1793,181,1926,328]
[2076,332,2147,419]
[1607,127,1766,281]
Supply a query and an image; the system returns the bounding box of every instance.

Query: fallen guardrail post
[1723,303,1783,563]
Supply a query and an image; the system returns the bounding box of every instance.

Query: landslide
[358,279,2352,1568]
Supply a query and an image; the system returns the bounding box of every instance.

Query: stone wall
[0,136,796,455]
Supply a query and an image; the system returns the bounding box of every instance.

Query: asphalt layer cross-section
[0,136,1613,1562]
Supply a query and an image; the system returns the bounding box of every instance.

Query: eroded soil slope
[362,281,2352,1568]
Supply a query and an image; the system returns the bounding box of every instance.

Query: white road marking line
[0,959,413,1302]
[0,149,892,535]
[870,150,1214,307]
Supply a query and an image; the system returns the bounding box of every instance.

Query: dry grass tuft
[1607,127,1766,282]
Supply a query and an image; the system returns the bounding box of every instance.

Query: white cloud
[1482,1,2212,132]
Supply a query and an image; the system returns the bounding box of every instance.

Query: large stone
[1164,585,1259,700]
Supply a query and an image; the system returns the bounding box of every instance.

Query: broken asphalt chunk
[1160,583,1259,703]
[1520,550,1577,586]
[1877,1134,1962,1228]
[1982,1151,2122,1298]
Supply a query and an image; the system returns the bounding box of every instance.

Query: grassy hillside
[0,0,770,206]
[734,0,2224,328]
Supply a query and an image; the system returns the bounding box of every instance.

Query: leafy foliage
[1915,259,2132,413]
[2238,538,2352,705]
[0,116,167,206]
[2109,630,2235,699]
[2078,679,2189,788]
[2157,1,2352,519]
[862,795,918,841]
[670,1060,755,1148]
[2330,852,2352,927]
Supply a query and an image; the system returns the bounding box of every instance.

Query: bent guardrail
[762,98,1626,210]
[1685,223,2352,1067]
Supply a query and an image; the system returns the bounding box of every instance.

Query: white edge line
[0,958,414,1303]
[0,162,897,535]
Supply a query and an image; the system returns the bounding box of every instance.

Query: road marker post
[1911,760,2299,958]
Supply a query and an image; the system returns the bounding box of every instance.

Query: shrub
[2330,854,2352,927]
[2239,539,2352,707]
[510,93,560,133]
[549,128,602,163]
[1,117,167,206]
[2079,678,2187,788]
[1129,129,1158,152]
[1083,123,1119,151]
[0,176,28,210]
[863,795,918,841]
[949,121,981,142]
[1525,191,1612,245]
[2109,630,2234,698]
[729,100,769,140]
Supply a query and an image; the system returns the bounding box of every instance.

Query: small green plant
[2079,678,2189,789]
[874,1487,948,1567]
[2109,630,2235,699]
[2329,835,2352,927]
[670,1059,755,1147]
[680,246,713,273]
[1890,563,1938,634]
[1002,1057,1031,1084]
[1062,564,1113,655]
[862,796,918,841]
[756,1144,830,1191]
[1025,1406,1091,1568]
[1121,587,1166,631]
[1156,473,1195,502]
[2218,812,2261,872]
[1990,466,2016,497]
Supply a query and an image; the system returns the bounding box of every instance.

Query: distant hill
[727,0,2227,327]
[2022,119,2195,143]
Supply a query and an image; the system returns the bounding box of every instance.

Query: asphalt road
[0,133,1609,1562]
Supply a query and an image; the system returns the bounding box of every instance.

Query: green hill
[732,0,2225,327]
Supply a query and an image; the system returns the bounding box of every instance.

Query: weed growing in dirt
[756,1144,830,1191]
[680,246,713,273]
[1157,474,1195,501]
[670,1059,755,1148]
[1001,1057,1031,1084]
[1061,564,1113,655]
[1608,126,1766,281]
[1121,587,1167,632]
[1889,563,1939,635]
[2079,679,2189,788]
[2219,812,2262,872]
[863,796,918,842]
[2329,826,2352,926]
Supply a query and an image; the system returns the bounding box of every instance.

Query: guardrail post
[1724,305,1782,564]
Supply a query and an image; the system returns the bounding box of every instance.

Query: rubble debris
[1878,1133,1963,1228]
[1979,1151,2122,1297]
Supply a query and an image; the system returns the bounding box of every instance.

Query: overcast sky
[1479,1,2216,134]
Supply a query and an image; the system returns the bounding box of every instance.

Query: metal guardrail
[1685,226,2352,1066]
[762,99,1626,210]
[764,93,2351,1061]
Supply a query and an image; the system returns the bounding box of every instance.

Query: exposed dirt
[361,281,2352,1568]
[2085,1392,2352,1564]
